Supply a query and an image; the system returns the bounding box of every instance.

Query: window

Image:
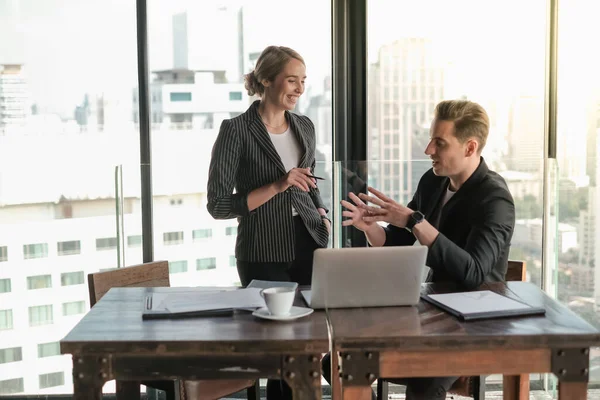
[62,301,86,316]
[229,255,236,267]
[192,228,212,241]
[0,347,22,364]
[39,372,64,389]
[27,275,52,290]
[170,92,192,102]
[0,378,24,394]
[169,260,188,274]
[163,231,184,245]
[368,0,546,280]
[0,310,13,330]
[127,235,142,247]
[196,257,216,271]
[0,279,10,293]
[38,342,60,358]
[229,91,242,101]
[23,243,48,259]
[57,240,81,256]
[0,246,6,262]
[225,227,237,236]
[96,237,117,251]
[28,305,53,326]
[61,271,84,286]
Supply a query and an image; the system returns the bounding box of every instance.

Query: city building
[0,127,240,395]
[132,69,249,130]
[0,64,31,131]
[368,38,444,203]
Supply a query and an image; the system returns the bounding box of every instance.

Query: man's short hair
[434,100,490,152]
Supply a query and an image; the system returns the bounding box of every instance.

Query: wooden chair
[88,261,259,400]
[376,261,528,400]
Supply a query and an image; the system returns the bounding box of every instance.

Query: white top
[441,186,456,207]
[268,126,302,216]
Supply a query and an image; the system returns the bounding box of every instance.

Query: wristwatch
[405,211,425,232]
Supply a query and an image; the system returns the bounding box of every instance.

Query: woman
[207,45,329,399]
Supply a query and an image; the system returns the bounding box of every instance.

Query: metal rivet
[286,356,295,363]
[287,371,295,379]
[346,374,354,381]
[78,373,85,379]
[582,369,589,375]
[310,355,318,363]
[101,358,107,364]
[583,349,589,355]
[344,354,352,360]
[366,352,373,359]
[560,369,567,375]
[311,371,320,378]
[558,350,565,356]
[101,373,108,379]
[77,358,83,364]
[367,373,375,381]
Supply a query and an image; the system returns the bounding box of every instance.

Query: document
[143,288,266,320]
[421,290,546,321]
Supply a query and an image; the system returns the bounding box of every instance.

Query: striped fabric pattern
[207,100,329,262]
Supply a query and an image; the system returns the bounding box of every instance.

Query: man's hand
[359,186,413,228]
[341,192,376,232]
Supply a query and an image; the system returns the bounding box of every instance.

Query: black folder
[421,290,546,321]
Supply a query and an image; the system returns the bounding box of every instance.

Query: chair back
[505,260,526,282]
[88,261,170,307]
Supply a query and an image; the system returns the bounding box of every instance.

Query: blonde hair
[434,100,490,152]
[244,46,305,97]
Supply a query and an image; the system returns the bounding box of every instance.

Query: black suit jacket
[384,158,515,289]
[207,100,329,262]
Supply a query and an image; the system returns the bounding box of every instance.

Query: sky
[0,0,598,118]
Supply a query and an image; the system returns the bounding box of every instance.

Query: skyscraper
[369,38,444,203]
[172,5,244,83]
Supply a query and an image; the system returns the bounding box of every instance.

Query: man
[323,99,515,400]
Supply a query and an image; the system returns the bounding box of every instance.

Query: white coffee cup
[261,287,295,316]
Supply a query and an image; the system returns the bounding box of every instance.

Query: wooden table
[328,281,600,400]
[60,287,329,400]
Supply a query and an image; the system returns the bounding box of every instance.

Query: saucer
[252,306,314,321]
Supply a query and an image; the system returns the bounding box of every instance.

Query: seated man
[322,99,515,400]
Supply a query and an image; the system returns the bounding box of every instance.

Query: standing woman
[207,46,329,398]
[207,44,330,284]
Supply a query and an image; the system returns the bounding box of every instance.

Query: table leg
[341,386,372,400]
[116,380,141,400]
[558,381,587,400]
[503,375,529,400]
[72,355,111,400]
[283,354,322,400]
[330,352,342,400]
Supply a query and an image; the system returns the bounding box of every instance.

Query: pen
[307,175,325,180]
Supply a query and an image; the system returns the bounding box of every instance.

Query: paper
[427,290,531,314]
[162,288,266,313]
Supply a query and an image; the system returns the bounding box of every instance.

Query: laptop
[302,246,428,309]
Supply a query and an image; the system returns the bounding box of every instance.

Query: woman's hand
[341,192,376,232]
[273,168,317,193]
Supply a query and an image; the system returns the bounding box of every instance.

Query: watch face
[413,211,424,223]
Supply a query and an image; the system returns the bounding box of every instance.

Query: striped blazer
[207,100,329,262]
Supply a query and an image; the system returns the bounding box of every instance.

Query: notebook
[142,288,265,320]
[421,290,546,321]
